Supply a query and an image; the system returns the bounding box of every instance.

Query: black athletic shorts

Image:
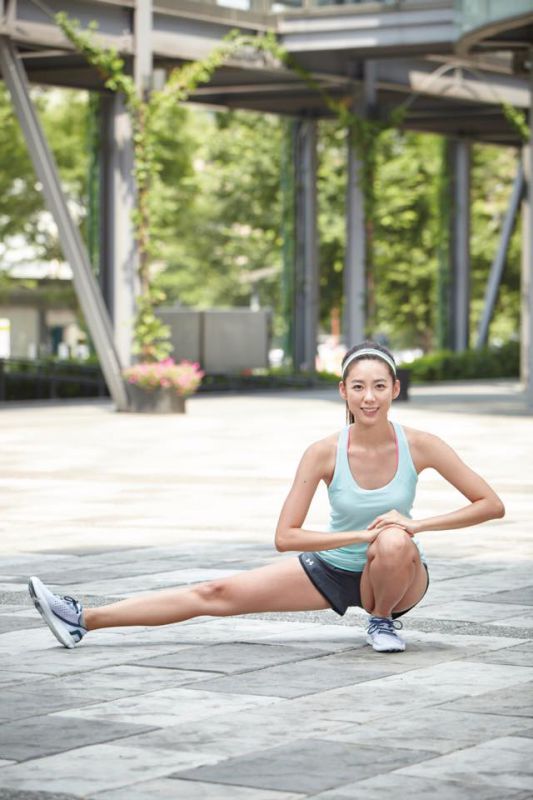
[298,552,429,619]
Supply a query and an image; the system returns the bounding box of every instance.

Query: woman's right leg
[85,556,330,631]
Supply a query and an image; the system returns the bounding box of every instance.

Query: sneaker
[28,576,86,649]
[366,615,405,652]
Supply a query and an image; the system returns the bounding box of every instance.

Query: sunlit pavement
[0,380,532,799]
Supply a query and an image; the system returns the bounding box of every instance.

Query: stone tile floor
[0,383,532,799]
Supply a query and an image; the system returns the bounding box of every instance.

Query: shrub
[402,341,519,383]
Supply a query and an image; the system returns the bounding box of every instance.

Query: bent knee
[368,526,415,560]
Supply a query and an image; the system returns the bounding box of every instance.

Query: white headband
[342,348,397,378]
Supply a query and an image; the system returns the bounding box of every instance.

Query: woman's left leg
[360,526,428,618]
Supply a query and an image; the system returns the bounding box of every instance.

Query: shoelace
[367,616,403,636]
[62,595,84,621]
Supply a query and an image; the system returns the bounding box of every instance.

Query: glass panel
[456,0,533,35]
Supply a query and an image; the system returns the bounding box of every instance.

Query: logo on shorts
[305,558,314,566]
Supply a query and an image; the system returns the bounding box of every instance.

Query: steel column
[344,62,376,347]
[477,162,525,349]
[99,93,138,368]
[521,51,533,411]
[344,135,366,347]
[0,36,129,410]
[450,138,471,352]
[293,118,318,372]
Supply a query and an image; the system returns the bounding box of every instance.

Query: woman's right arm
[274,440,376,553]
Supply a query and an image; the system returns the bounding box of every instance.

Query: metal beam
[521,50,533,411]
[476,162,525,348]
[100,93,138,368]
[0,36,129,410]
[293,118,318,372]
[450,138,471,351]
[134,0,152,98]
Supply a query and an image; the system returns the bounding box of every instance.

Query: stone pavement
[0,380,532,799]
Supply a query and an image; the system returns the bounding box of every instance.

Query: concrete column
[521,51,533,410]
[450,138,471,352]
[293,118,318,372]
[100,93,138,367]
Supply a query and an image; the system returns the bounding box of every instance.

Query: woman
[28,341,505,654]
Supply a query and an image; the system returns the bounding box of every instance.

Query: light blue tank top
[316,422,425,571]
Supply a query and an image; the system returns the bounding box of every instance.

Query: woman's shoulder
[302,430,343,483]
[305,430,343,459]
[401,424,448,470]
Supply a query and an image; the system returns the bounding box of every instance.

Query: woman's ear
[339,380,347,401]
[392,379,401,400]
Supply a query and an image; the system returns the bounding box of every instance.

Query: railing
[0,358,109,402]
[188,0,445,13]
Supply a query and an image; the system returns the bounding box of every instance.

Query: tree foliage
[0,79,522,354]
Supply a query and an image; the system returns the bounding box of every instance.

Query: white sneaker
[28,576,87,649]
[366,615,405,652]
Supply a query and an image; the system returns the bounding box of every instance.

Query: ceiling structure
[1,0,531,146]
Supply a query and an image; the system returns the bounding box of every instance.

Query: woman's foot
[366,615,405,652]
[28,577,87,648]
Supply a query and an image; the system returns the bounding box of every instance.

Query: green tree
[156,109,283,321]
[470,143,521,344]
[373,130,441,350]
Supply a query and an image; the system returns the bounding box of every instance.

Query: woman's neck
[351,419,393,447]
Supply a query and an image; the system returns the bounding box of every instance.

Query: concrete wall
[157,307,271,372]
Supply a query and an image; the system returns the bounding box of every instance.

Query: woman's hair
[341,341,397,424]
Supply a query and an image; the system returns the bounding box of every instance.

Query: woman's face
[339,358,400,425]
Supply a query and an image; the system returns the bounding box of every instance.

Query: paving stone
[134,642,326,675]
[0,670,49,688]
[0,616,42,634]
[0,789,80,800]
[112,703,351,759]
[409,600,532,623]
[280,661,533,726]
[0,716,156,761]
[174,740,435,793]
[190,654,398,698]
[490,614,533,631]
[321,707,533,755]
[474,586,533,606]
[87,778,304,799]
[0,679,138,722]
[468,641,533,667]
[396,735,533,791]
[0,641,194,677]
[49,664,214,695]
[70,568,243,598]
[52,686,281,728]
[0,744,220,795]
[311,774,531,799]
[441,682,533,717]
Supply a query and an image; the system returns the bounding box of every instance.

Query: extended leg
[84,557,330,631]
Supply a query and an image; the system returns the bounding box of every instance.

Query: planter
[127,384,187,414]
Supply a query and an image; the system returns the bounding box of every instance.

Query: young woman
[28,341,505,654]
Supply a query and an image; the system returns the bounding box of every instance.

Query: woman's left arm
[370,432,505,535]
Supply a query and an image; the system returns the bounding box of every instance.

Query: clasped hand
[367,509,417,536]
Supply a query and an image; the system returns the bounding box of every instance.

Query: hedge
[401,341,519,383]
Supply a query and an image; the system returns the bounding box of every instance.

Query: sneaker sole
[366,635,405,653]
[28,577,76,649]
